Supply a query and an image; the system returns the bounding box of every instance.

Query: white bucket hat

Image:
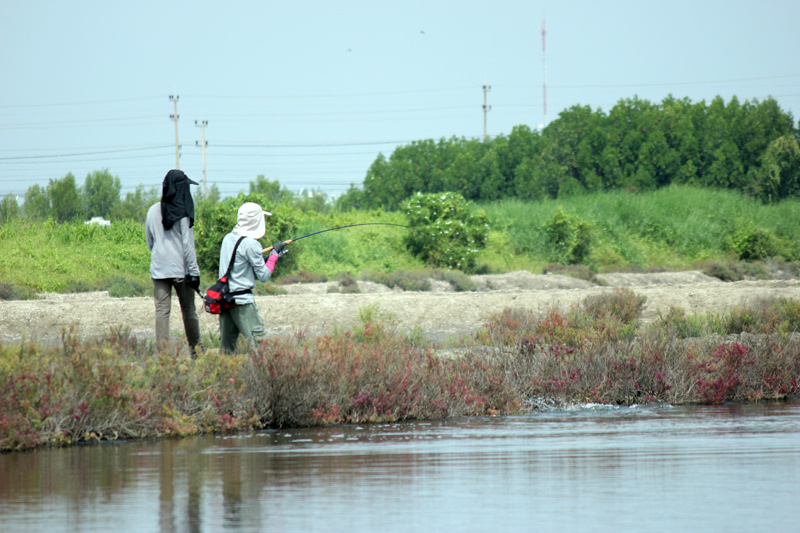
[232,202,272,239]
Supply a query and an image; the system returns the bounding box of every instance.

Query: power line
[0,145,173,161]
[213,140,412,148]
[0,96,163,109]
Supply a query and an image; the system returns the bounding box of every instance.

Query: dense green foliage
[194,192,300,274]
[336,95,799,210]
[402,192,489,271]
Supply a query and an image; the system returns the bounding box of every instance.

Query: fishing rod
[262,222,424,254]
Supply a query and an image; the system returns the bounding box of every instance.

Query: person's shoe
[190,343,205,360]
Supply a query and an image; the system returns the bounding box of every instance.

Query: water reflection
[1,402,799,532]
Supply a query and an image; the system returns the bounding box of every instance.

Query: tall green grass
[283,210,427,276]
[2,186,798,294]
[0,218,151,293]
[480,185,800,271]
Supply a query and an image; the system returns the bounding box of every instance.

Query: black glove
[185,275,200,292]
[272,241,288,257]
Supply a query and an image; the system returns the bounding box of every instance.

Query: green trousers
[219,302,265,354]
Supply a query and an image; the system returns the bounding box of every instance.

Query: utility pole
[542,17,548,128]
[195,120,208,196]
[482,84,491,140]
[169,95,180,169]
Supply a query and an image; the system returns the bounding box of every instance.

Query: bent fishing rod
[262,222,426,254]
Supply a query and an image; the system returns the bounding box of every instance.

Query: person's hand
[272,241,288,257]
[185,275,200,291]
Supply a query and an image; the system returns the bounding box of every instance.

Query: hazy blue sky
[2,0,798,201]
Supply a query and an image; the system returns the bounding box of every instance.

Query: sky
[2,0,799,203]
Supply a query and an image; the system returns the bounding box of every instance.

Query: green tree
[334,184,367,212]
[48,173,81,223]
[82,168,121,218]
[363,153,406,210]
[543,104,607,193]
[497,125,541,180]
[23,184,50,220]
[513,157,547,201]
[750,134,800,201]
[197,184,221,205]
[249,175,293,205]
[294,188,330,214]
[0,194,21,223]
[443,142,484,200]
[112,184,159,222]
[477,149,505,200]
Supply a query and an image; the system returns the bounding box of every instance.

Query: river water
[1,402,798,533]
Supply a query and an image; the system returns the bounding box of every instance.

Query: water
[1,402,798,532]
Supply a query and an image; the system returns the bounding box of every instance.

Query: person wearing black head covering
[145,169,204,357]
[161,169,196,230]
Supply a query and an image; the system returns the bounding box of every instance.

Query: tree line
[4,94,798,224]
[0,169,162,224]
[0,171,333,225]
[337,95,800,210]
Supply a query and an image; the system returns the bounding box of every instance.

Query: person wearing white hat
[217,202,286,353]
[145,169,203,358]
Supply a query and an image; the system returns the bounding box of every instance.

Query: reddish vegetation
[2,290,799,452]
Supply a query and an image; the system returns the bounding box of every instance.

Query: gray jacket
[218,232,272,304]
[145,203,200,279]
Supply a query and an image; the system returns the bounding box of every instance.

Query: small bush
[390,270,431,291]
[361,269,431,291]
[728,222,780,261]
[334,273,361,294]
[582,288,646,325]
[439,270,478,292]
[652,307,710,338]
[106,277,146,298]
[277,270,328,285]
[0,283,37,301]
[703,261,744,281]
[253,282,287,296]
[703,260,773,282]
[360,269,391,285]
[65,280,104,293]
[543,263,601,284]
[403,192,490,272]
[542,207,593,265]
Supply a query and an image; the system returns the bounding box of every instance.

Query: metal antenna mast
[169,95,180,169]
[542,17,547,128]
[195,120,208,196]
[482,84,492,140]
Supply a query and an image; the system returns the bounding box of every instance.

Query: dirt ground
[3,270,800,347]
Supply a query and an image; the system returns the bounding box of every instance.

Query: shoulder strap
[223,236,247,278]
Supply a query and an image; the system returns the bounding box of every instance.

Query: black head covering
[161,169,198,230]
